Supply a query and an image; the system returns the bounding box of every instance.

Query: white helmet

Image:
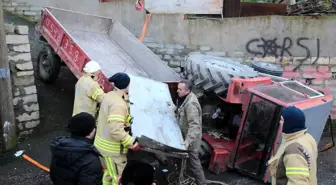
[83,60,101,73]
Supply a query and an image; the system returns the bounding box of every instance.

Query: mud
[0,12,335,185]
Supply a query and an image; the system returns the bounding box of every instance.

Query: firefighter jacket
[177,92,202,152]
[72,74,105,117]
[94,88,135,157]
[268,129,317,185]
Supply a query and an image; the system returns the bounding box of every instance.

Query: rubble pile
[287,0,335,15]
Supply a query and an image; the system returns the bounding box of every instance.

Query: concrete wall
[3,0,335,56]
[2,0,336,118]
[5,24,40,140]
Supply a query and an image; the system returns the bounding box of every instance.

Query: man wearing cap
[50,112,103,185]
[72,60,106,118]
[94,72,140,185]
[268,106,318,185]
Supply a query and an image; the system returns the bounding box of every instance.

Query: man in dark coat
[50,112,103,185]
[176,80,206,185]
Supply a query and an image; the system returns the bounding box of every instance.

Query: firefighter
[72,60,105,118]
[176,80,206,185]
[94,72,140,185]
[268,106,317,185]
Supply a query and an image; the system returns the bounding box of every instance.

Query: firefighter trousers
[101,155,127,185]
[187,151,206,185]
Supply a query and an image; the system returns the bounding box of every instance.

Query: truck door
[231,94,282,179]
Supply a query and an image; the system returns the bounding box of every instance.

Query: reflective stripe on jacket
[268,129,317,185]
[94,88,135,157]
[72,74,105,117]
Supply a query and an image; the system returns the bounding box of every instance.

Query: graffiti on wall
[245,37,320,70]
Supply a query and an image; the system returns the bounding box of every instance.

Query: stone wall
[5,24,40,140]
[2,0,41,22]
[143,41,227,75]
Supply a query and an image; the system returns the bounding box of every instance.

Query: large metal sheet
[145,0,223,14]
[128,75,186,151]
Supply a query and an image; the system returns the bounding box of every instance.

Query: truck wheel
[37,45,61,83]
[251,61,284,77]
[198,140,212,167]
[185,54,258,96]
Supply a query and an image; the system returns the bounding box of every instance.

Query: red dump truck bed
[37,7,185,151]
[38,7,181,91]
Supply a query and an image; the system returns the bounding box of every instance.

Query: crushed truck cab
[185,54,333,182]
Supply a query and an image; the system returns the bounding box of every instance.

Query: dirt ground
[0,13,335,185]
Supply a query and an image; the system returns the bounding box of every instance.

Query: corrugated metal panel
[129,75,186,151]
[145,0,223,14]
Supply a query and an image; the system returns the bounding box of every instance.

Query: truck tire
[185,54,258,96]
[198,140,212,167]
[37,45,61,83]
[251,61,284,77]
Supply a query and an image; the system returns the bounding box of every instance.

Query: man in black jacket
[50,112,103,185]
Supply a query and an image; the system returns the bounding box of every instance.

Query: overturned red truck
[184,54,333,182]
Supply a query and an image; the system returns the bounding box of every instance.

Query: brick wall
[143,41,336,119]
[5,24,40,140]
[2,0,41,22]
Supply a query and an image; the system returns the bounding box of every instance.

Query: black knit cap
[121,160,155,185]
[108,72,130,89]
[282,106,306,134]
[68,112,96,137]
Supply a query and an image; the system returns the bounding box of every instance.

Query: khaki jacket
[72,74,105,117]
[268,129,317,185]
[177,92,202,151]
[94,88,135,157]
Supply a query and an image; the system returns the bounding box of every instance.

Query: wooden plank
[223,0,241,17]
[145,0,223,14]
[240,3,287,17]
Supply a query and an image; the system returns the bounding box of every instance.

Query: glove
[117,175,121,185]
[130,142,141,152]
